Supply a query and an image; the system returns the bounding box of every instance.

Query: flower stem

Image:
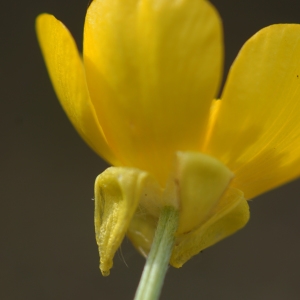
[134,206,179,300]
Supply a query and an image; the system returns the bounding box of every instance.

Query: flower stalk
[134,206,179,300]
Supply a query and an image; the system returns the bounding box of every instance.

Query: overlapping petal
[205,25,300,199]
[83,0,223,184]
[36,3,300,274]
[36,14,118,165]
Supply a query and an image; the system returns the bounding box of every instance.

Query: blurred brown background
[1,0,300,299]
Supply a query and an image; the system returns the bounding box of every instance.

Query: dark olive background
[1,0,300,299]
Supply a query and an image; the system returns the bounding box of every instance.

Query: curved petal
[36,14,119,165]
[83,0,223,184]
[94,167,152,275]
[205,25,300,199]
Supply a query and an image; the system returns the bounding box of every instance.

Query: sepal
[127,152,248,267]
[94,167,157,275]
[170,187,249,267]
[176,151,233,234]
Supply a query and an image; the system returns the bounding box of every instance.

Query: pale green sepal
[94,167,154,276]
[127,188,250,268]
[176,151,233,234]
[127,151,242,267]
[170,187,250,268]
[127,211,157,258]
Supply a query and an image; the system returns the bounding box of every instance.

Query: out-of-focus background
[1,0,300,299]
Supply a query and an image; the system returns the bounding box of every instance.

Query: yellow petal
[83,0,223,184]
[94,167,156,275]
[205,25,300,199]
[175,152,233,234]
[170,187,249,268]
[36,14,118,165]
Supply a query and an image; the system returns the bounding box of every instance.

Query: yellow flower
[36,0,300,276]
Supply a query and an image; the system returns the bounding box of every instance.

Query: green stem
[134,206,179,300]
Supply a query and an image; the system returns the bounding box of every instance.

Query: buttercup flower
[36,0,300,278]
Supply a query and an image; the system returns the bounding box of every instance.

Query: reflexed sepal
[175,151,233,234]
[94,167,158,276]
[127,211,157,258]
[127,151,248,267]
[170,187,249,268]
